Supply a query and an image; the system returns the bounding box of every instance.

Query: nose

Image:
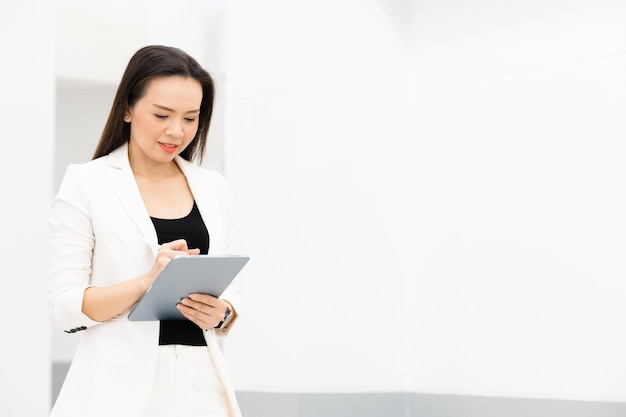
[165,119,184,139]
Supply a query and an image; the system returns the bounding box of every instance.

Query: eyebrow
[152,104,200,114]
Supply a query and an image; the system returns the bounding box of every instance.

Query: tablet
[127,255,249,321]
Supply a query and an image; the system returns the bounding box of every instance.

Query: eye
[154,114,168,120]
[184,117,197,123]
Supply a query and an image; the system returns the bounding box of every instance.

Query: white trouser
[141,345,230,417]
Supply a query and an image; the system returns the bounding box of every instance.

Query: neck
[127,146,181,180]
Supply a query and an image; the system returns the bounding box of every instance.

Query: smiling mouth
[158,142,179,154]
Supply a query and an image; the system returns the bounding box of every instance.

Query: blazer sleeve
[48,165,100,333]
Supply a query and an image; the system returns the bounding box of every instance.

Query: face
[125,76,203,168]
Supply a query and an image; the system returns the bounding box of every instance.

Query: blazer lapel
[176,157,223,253]
[104,143,159,247]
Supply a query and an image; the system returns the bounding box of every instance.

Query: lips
[158,142,178,154]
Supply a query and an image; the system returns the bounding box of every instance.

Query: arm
[82,240,200,322]
[48,163,103,331]
[48,165,200,328]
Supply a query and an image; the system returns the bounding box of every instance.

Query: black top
[151,201,210,346]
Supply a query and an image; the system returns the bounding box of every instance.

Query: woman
[48,45,243,417]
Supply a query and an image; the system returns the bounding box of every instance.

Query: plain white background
[0,0,53,415]
[223,0,626,401]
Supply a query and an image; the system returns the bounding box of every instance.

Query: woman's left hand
[177,294,232,330]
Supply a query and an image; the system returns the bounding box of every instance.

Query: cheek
[143,114,162,129]
[184,124,199,139]
[130,115,157,136]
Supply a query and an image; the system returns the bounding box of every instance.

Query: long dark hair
[92,45,215,163]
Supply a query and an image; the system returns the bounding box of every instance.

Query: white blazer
[48,144,243,417]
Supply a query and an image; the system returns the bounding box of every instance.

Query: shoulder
[61,144,127,184]
[55,155,113,211]
[64,155,107,176]
[59,156,108,189]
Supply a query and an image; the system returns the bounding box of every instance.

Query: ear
[124,106,131,123]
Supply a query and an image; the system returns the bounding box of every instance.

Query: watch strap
[215,306,232,329]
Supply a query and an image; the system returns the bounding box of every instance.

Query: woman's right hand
[83,239,200,322]
[146,239,201,285]
[82,239,200,321]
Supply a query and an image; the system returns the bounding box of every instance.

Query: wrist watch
[215,306,232,329]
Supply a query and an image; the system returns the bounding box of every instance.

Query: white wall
[405,0,626,402]
[223,0,409,392]
[223,0,626,402]
[56,0,225,83]
[0,1,54,415]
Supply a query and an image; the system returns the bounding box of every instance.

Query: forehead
[140,76,203,108]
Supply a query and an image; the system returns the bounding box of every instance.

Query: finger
[180,296,218,313]
[188,248,201,255]
[176,305,206,328]
[177,302,218,329]
[162,239,189,252]
[188,293,219,306]
[158,246,194,259]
